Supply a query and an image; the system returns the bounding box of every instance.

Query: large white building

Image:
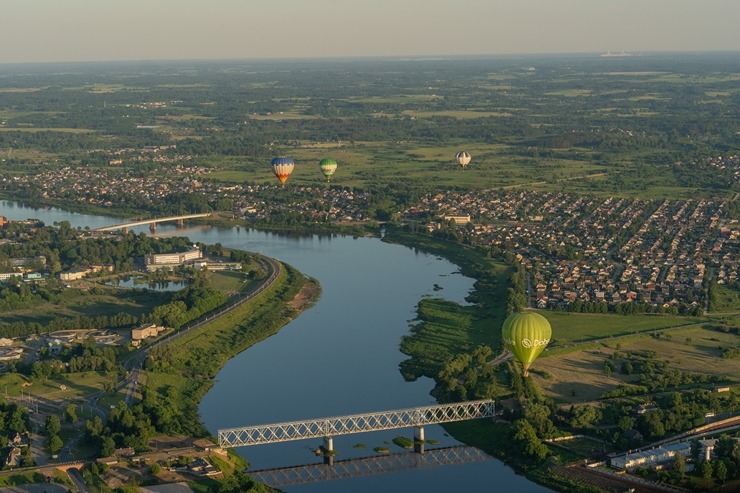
[144,246,202,271]
[610,442,691,470]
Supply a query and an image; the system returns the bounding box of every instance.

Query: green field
[0,371,111,401]
[539,311,706,346]
[533,325,740,403]
[207,269,251,294]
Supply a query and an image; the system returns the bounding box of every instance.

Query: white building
[610,442,691,470]
[144,246,202,271]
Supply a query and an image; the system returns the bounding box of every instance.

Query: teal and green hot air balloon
[501,312,552,377]
[319,158,337,182]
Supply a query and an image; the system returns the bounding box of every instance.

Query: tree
[690,439,703,463]
[700,459,713,479]
[714,459,727,482]
[673,453,686,478]
[511,419,548,461]
[48,435,63,455]
[65,403,77,424]
[604,360,613,378]
[45,415,61,437]
[617,416,635,432]
[101,436,116,457]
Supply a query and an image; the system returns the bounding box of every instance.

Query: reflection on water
[251,446,492,488]
[103,276,188,291]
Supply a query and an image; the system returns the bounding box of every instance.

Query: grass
[532,325,740,403]
[0,472,48,486]
[539,311,706,346]
[713,284,740,312]
[207,270,250,294]
[0,127,96,133]
[0,288,168,326]
[0,372,110,402]
[203,139,611,193]
[401,110,513,119]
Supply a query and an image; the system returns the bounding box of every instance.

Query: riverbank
[380,227,604,493]
[144,262,321,438]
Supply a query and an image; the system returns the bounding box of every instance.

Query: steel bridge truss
[218,399,495,448]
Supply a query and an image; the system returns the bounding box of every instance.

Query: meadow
[533,325,740,403]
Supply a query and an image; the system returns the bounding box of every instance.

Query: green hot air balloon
[501,312,552,377]
[319,158,338,182]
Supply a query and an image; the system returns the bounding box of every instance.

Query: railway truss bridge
[218,399,495,465]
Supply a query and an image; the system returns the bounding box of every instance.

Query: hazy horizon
[2,0,739,65]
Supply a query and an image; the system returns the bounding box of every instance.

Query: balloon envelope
[501,312,552,376]
[271,157,295,187]
[319,158,337,182]
[455,151,471,168]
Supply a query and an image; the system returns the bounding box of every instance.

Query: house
[4,448,21,468]
[131,324,165,342]
[442,214,471,225]
[636,403,659,415]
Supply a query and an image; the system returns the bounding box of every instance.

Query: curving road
[118,255,281,405]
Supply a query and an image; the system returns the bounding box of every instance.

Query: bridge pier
[149,222,157,233]
[122,227,128,234]
[177,218,185,228]
[322,436,334,466]
[414,426,425,454]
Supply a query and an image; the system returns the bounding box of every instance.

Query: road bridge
[218,399,495,464]
[92,213,212,233]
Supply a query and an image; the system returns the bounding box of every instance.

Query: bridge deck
[93,213,211,232]
[218,400,495,448]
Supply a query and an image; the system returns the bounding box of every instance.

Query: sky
[2,0,738,64]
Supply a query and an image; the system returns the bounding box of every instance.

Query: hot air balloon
[271,157,294,187]
[501,312,551,377]
[319,158,337,182]
[455,150,471,169]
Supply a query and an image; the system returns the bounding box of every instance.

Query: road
[67,468,90,493]
[117,255,281,404]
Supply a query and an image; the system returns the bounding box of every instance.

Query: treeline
[0,398,29,436]
[85,402,155,455]
[0,223,194,275]
[22,336,122,380]
[554,298,705,317]
[0,307,144,340]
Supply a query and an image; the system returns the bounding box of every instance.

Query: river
[0,201,552,492]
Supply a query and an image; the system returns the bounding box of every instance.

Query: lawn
[0,371,112,406]
[207,270,250,294]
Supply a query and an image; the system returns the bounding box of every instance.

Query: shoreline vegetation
[381,227,582,491]
[144,262,320,438]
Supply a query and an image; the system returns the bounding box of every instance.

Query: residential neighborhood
[0,154,737,314]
